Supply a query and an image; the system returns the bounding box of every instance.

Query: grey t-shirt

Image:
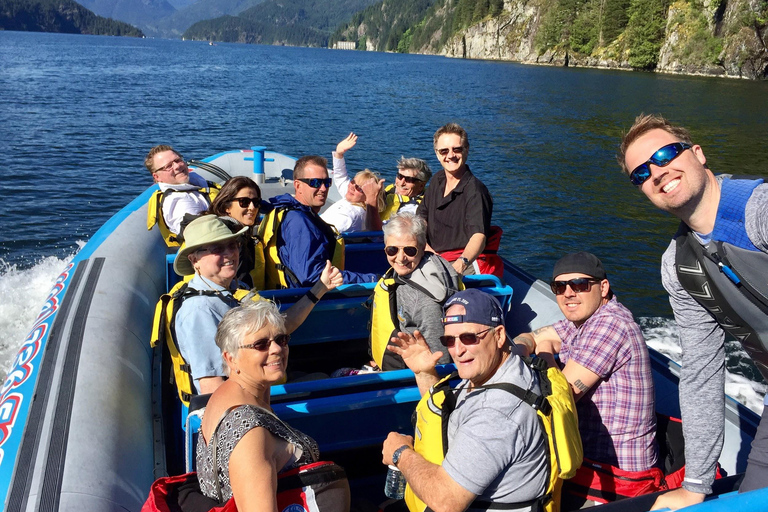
[660,176,768,494]
[442,353,548,508]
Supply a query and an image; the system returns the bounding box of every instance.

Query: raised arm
[283,260,343,333]
[388,330,442,396]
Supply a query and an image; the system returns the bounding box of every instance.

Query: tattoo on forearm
[573,379,589,393]
[513,336,533,349]
[532,326,549,336]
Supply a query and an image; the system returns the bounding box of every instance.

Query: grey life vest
[674,177,768,380]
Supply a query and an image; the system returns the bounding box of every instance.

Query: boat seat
[184,394,212,472]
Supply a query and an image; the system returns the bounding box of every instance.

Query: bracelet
[305,290,320,304]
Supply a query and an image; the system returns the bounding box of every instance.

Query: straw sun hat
[173,215,247,276]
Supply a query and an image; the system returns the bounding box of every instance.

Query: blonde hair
[354,169,386,212]
[617,114,693,174]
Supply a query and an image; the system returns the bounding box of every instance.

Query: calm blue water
[2,31,768,394]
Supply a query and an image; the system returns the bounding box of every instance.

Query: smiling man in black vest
[619,113,768,510]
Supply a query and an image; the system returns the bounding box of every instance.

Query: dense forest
[0,0,143,35]
[183,0,379,45]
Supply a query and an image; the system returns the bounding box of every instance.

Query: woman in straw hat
[174,215,342,394]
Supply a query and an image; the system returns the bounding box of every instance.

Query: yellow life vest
[146,182,221,247]
[369,269,464,370]
[258,206,345,289]
[150,279,255,406]
[404,358,582,512]
[380,184,423,221]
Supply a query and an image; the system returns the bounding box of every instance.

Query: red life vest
[439,225,504,278]
[142,461,350,512]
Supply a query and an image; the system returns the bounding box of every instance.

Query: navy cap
[442,289,504,327]
[552,252,607,280]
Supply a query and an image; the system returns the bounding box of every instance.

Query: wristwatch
[458,256,471,269]
[392,444,410,467]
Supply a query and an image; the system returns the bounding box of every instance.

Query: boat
[1,146,765,512]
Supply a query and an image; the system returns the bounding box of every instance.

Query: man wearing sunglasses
[514,252,658,506]
[415,123,502,278]
[262,155,378,288]
[145,144,220,247]
[382,289,548,512]
[619,114,768,509]
[380,157,433,221]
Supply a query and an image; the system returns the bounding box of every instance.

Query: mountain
[0,0,144,35]
[158,0,265,38]
[330,0,768,79]
[182,0,380,46]
[75,0,175,31]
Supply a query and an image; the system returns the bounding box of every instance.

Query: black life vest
[674,177,768,379]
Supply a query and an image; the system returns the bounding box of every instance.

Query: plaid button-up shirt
[553,296,657,472]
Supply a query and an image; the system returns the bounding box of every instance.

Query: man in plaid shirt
[515,252,658,505]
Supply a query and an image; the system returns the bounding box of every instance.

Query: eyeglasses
[231,197,261,208]
[385,245,418,257]
[436,146,464,156]
[239,333,290,351]
[153,156,185,174]
[196,240,240,255]
[297,178,333,189]
[550,278,601,295]
[629,142,692,186]
[396,173,422,184]
[439,327,493,348]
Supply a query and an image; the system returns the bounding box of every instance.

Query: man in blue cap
[382,289,548,512]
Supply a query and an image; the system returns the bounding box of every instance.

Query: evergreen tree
[625,0,668,68]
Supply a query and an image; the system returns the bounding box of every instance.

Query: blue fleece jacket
[269,194,378,287]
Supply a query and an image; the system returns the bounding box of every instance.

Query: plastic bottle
[384,465,406,499]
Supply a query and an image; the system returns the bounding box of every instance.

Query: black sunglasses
[629,142,692,186]
[196,240,240,255]
[436,146,464,156]
[239,333,290,351]
[385,246,418,257]
[550,278,601,296]
[396,173,422,184]
[297,177,333,189]
[231,197,261,208]
[439,327,493,348]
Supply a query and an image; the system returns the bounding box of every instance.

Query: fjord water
[1,31,767,407]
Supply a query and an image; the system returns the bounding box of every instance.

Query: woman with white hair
[369,212,461,371]
[196,300,350,512]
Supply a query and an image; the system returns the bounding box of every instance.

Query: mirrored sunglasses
[439,327,493,348]
[232,197,261,208]
[239,333,290,351]
[550,278,601,295]
[436,146,464,156]
[629,142,692,186]
[297,178,333,189]
[385,245,418,257]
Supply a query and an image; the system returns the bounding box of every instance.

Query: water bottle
[384,465,406,499]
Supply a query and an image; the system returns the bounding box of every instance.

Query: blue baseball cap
[442,289,504,327]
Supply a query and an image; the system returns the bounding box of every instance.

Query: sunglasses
[297,177,333,189]
[436,146,464,156]
[396,173,422,184]
[439,327,493,348]
[239,333,290,351]
[231,197,261,208]
[154,156,185,174]
[385,245,418,257]
[629,142,692,186]
[550,278,601,295]
[197,240,240,255]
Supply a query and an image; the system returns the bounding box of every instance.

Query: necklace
[234,379,271,410]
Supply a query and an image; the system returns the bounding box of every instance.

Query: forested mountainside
[0,0,143,35]
[182,0,380,45]
[75,0,174,30]
[331,0,768,79]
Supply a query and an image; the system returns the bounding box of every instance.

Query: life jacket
[439,226,504,279]
[674,177,768,380]
[141,461,351,512]
[369,268,464,371]
[380,184,424,221]
[150,279,254,406]
[404,357,582,512]
[239,236,267,291]
[258,205,345,289]
[147,182,221,247]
